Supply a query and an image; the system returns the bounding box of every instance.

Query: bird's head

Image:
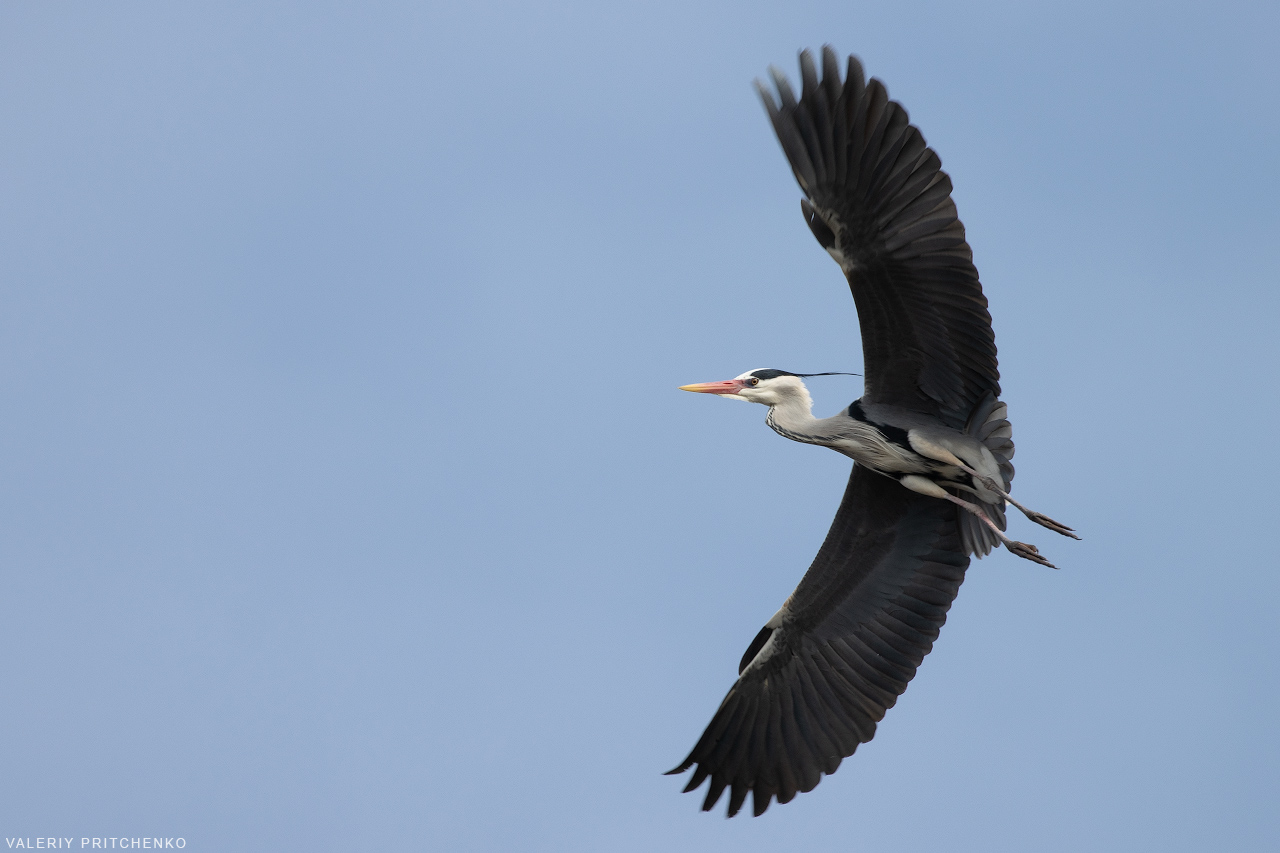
[680,369,812,407]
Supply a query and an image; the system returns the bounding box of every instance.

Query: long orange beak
[679,379,746,395]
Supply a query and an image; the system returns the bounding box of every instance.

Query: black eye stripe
[747,369,861,381]
[748,369,795,381]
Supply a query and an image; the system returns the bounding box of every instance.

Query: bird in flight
[668,47,1078,818]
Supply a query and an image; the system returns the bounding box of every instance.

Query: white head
[680,368,813,408]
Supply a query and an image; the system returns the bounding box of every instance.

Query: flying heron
[668,47,1078,818]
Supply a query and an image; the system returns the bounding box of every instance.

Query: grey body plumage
[748,370,1019,557]
[670,47,1077,818]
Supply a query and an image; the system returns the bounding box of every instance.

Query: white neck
[764,381,823,443]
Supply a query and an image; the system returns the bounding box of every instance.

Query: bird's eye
[748,377,760,387]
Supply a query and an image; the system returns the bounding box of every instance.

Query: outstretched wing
[758,47,999,429]
[667,465,970,816]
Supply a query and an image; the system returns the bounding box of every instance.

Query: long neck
[764,384,824,444]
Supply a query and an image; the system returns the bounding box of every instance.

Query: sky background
[2,1,1278,850]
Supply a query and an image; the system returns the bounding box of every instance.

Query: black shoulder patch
[848,399,911,447]
[877,421,912,447]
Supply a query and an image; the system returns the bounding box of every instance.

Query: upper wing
[668,464,970,816]
[758,47,999,429]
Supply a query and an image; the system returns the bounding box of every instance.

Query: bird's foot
[977,474,1004,494]
[1022,509,1081,540]
[1005,539,1057,569]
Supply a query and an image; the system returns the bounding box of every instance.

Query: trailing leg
[907,433,1078,539]
[961,466,1079,540]
[899,475,1057,569]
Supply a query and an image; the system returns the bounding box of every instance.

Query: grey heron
[667,47,1078,817]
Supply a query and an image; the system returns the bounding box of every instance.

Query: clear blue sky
[2,2,1277,850]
